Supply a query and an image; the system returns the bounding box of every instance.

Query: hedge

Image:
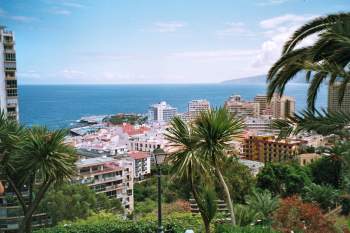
[34,212,202,233]
[215,225,279,233]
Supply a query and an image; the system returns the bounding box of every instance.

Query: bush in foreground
[215,225,278,233]
[34,212,202,233]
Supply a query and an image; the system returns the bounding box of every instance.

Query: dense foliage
[256,163,311,197]
[215,225,279,233]
[217,157,255,203]
[308,156,342,188]
[105,114,147,125]
[39,184,123,225]
[0,113,77,233]
[302,183,339,211]
[272,196,337,233]
[34,212,203,233]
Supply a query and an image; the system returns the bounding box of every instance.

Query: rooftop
[128,151,150,160]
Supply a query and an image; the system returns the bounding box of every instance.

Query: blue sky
[1,0,349,84]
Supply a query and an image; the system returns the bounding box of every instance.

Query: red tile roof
[128,151,150,160]
[121,123,150,136]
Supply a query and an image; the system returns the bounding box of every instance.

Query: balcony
[3,40,14,46]
[4,62,16,70]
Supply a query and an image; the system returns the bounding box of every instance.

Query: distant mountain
[221,74,307,84]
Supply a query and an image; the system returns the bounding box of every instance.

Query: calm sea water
[18,84,327,129]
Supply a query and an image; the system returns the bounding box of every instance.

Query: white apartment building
[188,99,210,119]
[148,101,177,122]
[0,26,18,121]
[244,116,273,133]
[75,157,134,212]
[128,151,151,181]
[128,134,167,153]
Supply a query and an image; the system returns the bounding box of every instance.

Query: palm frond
[283,12,350,54]
[271,109,350,138]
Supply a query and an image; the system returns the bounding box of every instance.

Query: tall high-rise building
[0,26,18,121]
[254,95,268,115]
[328,83,350,112]
[148,101,177,122]
[255,94,295,119]
[188,99,210,119]
[280,96,295,119]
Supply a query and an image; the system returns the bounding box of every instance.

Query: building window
[6,80,17,88]
[7,89,17,97]
[5,53,16,61]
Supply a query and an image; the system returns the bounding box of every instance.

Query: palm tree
[267,13,350,110]
[233,204,262,227]
[272,109,350,139]
[245,190,279,223]
[302,183,339,211]
[12,126,77,233]
[0,112,27,210]
[165,117,214,233]
[193,108,244,226]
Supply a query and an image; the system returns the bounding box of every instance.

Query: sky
[1,0,349,84]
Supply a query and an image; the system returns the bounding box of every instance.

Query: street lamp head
[153,146,166,166]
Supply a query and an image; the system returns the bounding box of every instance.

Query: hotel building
[328,83,350,112]
[254,94,295,119]
[0,26,19,121]
[148,101,177,122]
[75,157,134,212]
[224,95,260,118]
[188,99,210,120]
[243,135,306,163]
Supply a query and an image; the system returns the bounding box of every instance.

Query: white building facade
[0,26,18,121]
[148,101,177,122]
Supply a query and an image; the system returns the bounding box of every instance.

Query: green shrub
[215,225,279,233]
[34,212,202,233]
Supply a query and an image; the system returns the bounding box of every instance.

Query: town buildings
[254,94,295,119]
[75,157,134,212]
[298,153,321,166]
[243,135,306,163]
[328,83,350,112]
[128,151,151,181]
[0,26,18,121]
[188,99,210,120]
[224,95,260,118]
[148,101,177,122]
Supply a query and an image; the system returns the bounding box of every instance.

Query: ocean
[18,84,327,129]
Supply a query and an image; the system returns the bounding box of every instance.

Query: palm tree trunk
[216,166,236,226]
[7,176,27,212]
[19,179,52,233]
[25,175,35,233]
[189,167,211,233]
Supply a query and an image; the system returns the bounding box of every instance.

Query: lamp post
[153,147,166,233]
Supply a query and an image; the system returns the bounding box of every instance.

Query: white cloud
[260,14,315,29]
[79,52,136,61]
[61,1,85,8]
[257,0,291,6]
[49,8,71,15]
[0,8,37,22]
[62,69,85,78]
[170,49,259,61]
[253,14,318,69]
[217,22,254,37]
[153,21,186,32]
[18,70,41,79]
